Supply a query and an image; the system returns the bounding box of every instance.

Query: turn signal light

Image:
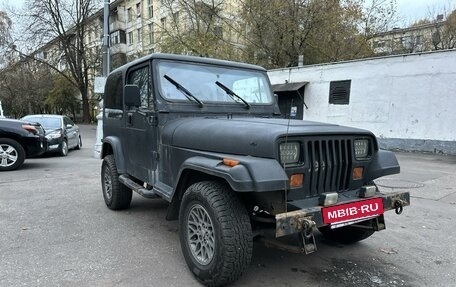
[352,167,364,180]
[222,158,239,167]
[290,174,304,187]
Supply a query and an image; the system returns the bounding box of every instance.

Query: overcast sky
[1,0,455,26]
[397,0,456,23]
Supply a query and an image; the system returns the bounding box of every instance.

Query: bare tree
[0,10,12,65]
[19,0,102,123]
[158,0,242,60]
[239,0,397,68]
[0,10,11,46]
[0,61,53,118]
[431,10,456,50]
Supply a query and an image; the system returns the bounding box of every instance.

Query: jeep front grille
[306,139,352,196]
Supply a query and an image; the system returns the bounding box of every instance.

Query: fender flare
[177,156,288,193]
[365,150,400,182]
[101,136,126,174]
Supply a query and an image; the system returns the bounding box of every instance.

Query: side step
[118,175,159,199]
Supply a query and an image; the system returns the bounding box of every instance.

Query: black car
[0,118,47,171]
[21,115,82,156]
[100,53,410,286]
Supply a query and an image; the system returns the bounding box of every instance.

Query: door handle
[128,113,133,125]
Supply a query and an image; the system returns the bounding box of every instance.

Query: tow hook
[299,218,317,254]
[394,199,406,215]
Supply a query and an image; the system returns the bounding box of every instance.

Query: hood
[162,117,374,158]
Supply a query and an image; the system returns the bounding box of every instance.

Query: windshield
[24,117,61,129]
[157,61,273,105]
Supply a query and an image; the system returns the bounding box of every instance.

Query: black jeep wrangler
[100,53,410,286]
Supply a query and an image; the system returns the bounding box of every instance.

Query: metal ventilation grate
[329,80,351,105]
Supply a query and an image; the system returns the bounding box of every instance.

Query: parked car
[100,53,410,286]
[0,118,47,171]
[21,115,82,156]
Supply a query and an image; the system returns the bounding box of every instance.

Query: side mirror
[66,124,73,129]
[124,85,141,107]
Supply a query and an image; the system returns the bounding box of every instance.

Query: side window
[63,117,71,127]
[64,117,75,127]
[127,65,153,109]
[104,71,123,118]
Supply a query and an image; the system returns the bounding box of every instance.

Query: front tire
[0,138,26,171]
[179,181,252,287]
[60,140,68,156]
[101,155,132,210]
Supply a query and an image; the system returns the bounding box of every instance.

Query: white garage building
[268,50,456,154]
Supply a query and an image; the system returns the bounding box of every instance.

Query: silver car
[21,115,82,156]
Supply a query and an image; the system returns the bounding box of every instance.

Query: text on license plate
[322,197,384,225]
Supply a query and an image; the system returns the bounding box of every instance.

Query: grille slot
[306,139,352,195]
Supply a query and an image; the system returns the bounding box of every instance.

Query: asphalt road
[1,125,455,287]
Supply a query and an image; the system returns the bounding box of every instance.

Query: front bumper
[23,136,48,158]
[46,138,63,152]
[275,191,410,237]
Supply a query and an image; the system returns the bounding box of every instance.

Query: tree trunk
[81,88,90,123]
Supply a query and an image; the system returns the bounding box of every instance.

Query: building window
[214,26,222,38]
[173,12,179,25]
[401,36,413,49]
[137,28,141,42]
[373,41,383,48]
[148,23,154,44]
[161,17,166,29]
[329,80,351,105]
[136,2,141,17]
[148,5,153,18]
[110,11,118,23]
[127,8,133,22]
[128,31,134,45]
[111,31,120,45]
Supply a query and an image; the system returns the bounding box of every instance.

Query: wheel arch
[0,135,28,156]
[101,136,126,174]
[166,156,288,220]
[166,168,230,220]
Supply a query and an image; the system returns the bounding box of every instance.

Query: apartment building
[107,0,243,69]
[371,15,447,55]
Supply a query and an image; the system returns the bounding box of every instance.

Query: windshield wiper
[164,74,204,108]
[215,81,250,109]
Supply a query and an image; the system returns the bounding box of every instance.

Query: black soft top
[110,53,267,75]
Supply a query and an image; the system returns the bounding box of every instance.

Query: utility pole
[94,0,110,158]
[102,0,110,77]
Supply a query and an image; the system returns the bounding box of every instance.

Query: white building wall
[268,50,456,154]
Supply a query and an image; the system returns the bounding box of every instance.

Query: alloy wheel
[0,144,18,167]
[186,203,215,266]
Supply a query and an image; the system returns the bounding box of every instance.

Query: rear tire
[0,138,25,171]
[101,155,132,210]
[74,136,82,150]
[179,181,252,287]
